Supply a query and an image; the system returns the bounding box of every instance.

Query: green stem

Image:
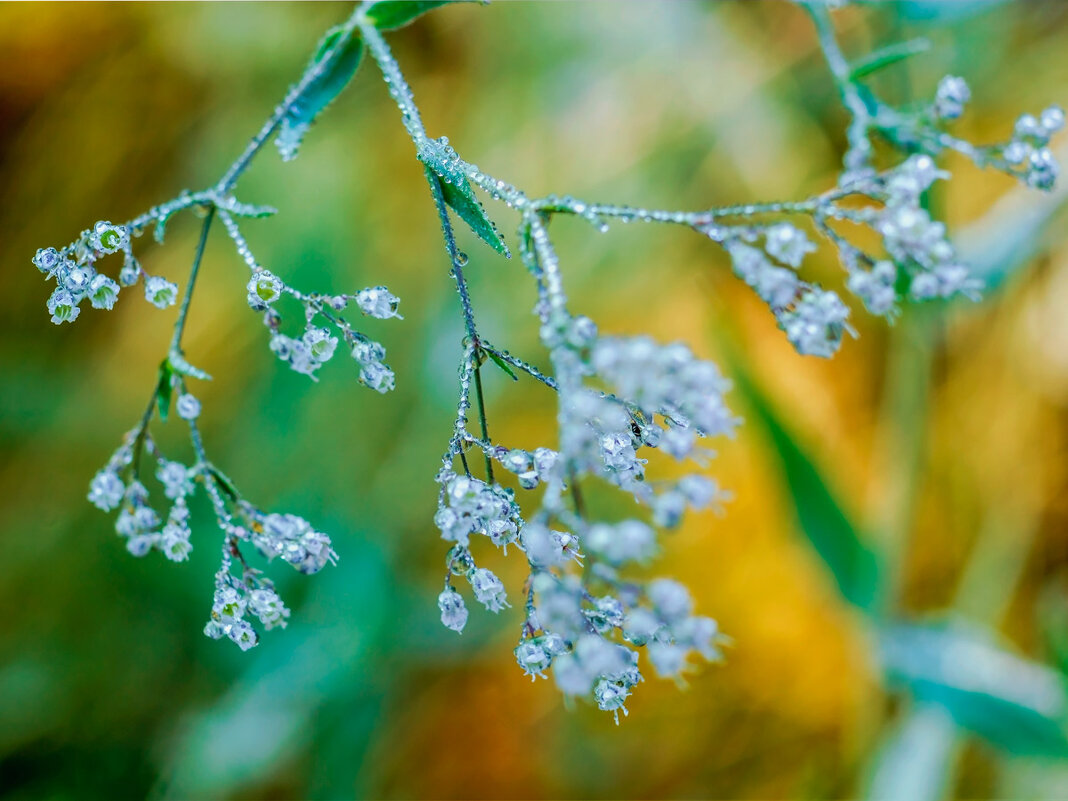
[170,207,216,355]
[472,357,494,483]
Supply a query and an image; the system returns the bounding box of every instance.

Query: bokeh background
[3,1,1068,799]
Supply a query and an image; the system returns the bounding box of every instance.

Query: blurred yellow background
[2,2,1068,799]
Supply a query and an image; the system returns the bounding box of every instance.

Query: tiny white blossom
[144,276,178,309]
[88,470,124,511]
[90,221,129,254]
[934,75,970,120]
[765,223,816,268]
[247,270,283,309]
[88,274,120,310]
[470,567,509,612]
[355,286,402,319]
[176,393,201,420]
[438,588,468,633]
[47,288,80,325]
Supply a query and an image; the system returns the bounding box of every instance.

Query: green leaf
[849,38,931,81]
[485,349,519,381]
[207,465,239,501]
[723,349,881,611]
[275,25,364,161]
[880,621,1068,756]
[420,139,509,256]
[155,360,173,422]
[365,1,459,31]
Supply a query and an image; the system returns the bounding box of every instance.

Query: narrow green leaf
[849,38,931,81]
[420,139,509,256]
[723,349,881,611]
[366,1,459,31]
[485,349,519,381]
[156,360,173,422]
[275,26,364,161]
[880,621,1068,757]
[207,466,239,501]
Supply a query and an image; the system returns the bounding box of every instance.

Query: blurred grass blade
[959,144,1068,292]
[849,38,930,81]
[275,25,365,161]
[894,0,1008,22]
[724,352,882,611]
[879,621,1068,756]
[421,140,510,256]
[366,1,464,31]
[865,703,959,801]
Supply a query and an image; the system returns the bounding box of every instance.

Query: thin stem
[170,207,216,355]
[358,18,428,143]
[425,165,480,340]
[128,384,160,479]
[472,358,495,482]
[803,2,872,169]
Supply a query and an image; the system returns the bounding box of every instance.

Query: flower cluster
[244,263,401,389]
[34,221,148,325]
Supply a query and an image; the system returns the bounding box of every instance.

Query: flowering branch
[32,0,1063,721]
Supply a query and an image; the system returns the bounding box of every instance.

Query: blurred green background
[3,2,1068,799]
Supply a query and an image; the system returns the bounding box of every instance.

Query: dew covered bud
[359,361,395,393]
[933,75,970,120]
[90,221,129,255]
[247,270,283,309]
[227,619,258,651]
[47,288,80,324]
[119,256,142,287]
[88,274,120,310]
[144,275,178,308]
[33,247,62,276]
[355,286,402,319]
[515,638,553,679]
[470,567,509,612]
[764,223,816,268]
[302,326,338,362]
[438,587,468,633]
[249,588,290,630]
[176,393,201,420]
[1041,105,1065,135]
[88,469,124,511]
